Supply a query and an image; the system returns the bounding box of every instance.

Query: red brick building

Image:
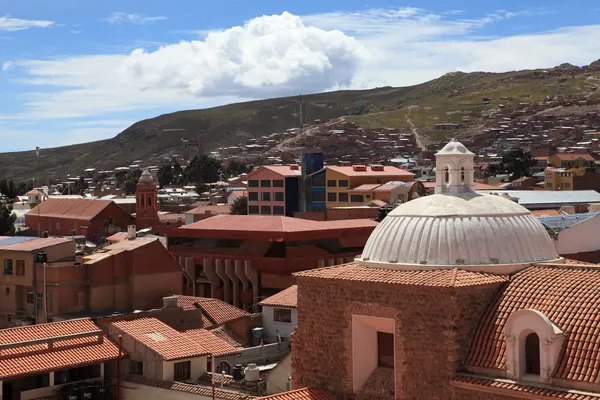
[167,215,377,310]
[135,170,160,230]
[291,141,600,399]
[40,235,185,320]
[25,198,134,242]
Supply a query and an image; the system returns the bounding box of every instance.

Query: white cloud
[0,16,54,31]
[3,8,600,127]
[2,61,13,71]
[105,12,167,25]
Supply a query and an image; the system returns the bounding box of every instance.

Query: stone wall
[292,276,504,400]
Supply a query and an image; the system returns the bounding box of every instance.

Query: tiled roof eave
[451,374,600,400]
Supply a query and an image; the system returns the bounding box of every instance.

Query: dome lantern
[434,139,475,195]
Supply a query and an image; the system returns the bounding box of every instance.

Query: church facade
[292,140,600,399]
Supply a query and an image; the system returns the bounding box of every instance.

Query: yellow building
[323,165,415,207]
[543,167,584,191]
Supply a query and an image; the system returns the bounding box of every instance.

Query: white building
[258,285,298,343]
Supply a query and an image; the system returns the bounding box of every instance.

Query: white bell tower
[434,139,475,195]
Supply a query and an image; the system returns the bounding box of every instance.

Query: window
[27,291,34,304]
[273,206,284,215]
[248,205,259,215]
[261,192,271,201]
[174,361,191,381]
[546,183,553,188]
[249,180,259,188]
[377,332,394,368]
[4,259,13,275]
[312,191,326,202]
[312,174,326,187]
[248,192,259,201]
[260,180,271,187]
[327,180,337,187]
[16,260,25,276]
[216,361,231,375]
[148,197,152,206]
[7,314,11,323]
[261,206,271,215]
[563,182,571,188]
[21,373,50,391]
[350,195,364,203]
[273,180,284,188]
[274,308,292,323]
[339,193,349,202]
[5,287,9,296]
[130,360,143,375]
[525,333,540,375]
[328,192,337,202]
[274,192,284,202]
[339,180,349,187]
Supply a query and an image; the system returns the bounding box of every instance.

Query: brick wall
[292,276,503,400]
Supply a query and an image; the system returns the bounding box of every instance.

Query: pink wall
[247,168,287,215]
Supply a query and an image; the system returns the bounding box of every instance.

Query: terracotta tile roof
[250,165,302,178]
[112,317,209,360]
[0,236,73,252]
[0,318,120,380]
[256,388,333,400]
[531,209,562,217]
[294,263,509,287]
[259,285,298,308]
[209,326,245,348]
[175,296,250,326]
[28,198,123,221]
[465,264,600,383]
[182,329,240,357]
[326,165,414,178]
[554,153,595,161]
[452,375,600,399]
[122,375,253,400]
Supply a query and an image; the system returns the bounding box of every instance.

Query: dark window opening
[260,180,271,188]
[525,333,540,375]
[130,360,143,375]
[273,206,284,215]
[260,206,271,214]
[339,180,349,187]
[377,332,394,368]
[312,174,326,187]
[339,193,349,202]
[274,308,292,323]
[21,373,50,391]
[274,192,284,202]
[54,364,101,384]
[174,361,191,381]
[216,361,231,375]
[4,259,13,275]
[273,180,284,188]
[248,192,259,201]
[327,192,337,202]
[248,180,259,188]
[265,242,286,258]
[350,195,364,203]
[327,180,337,187]
[261,192,271,201]
[248,205,259,214]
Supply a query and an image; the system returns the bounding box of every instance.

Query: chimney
[289,164,300,170]
[205,210,212,215]
[127,225,136,240]
[163,296,179,308]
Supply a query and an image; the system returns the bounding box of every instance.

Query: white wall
[262,306,297,342]
[162,357,207,383]
[554,214,600,255]
[265,354,292,395]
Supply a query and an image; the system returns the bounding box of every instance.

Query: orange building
[167,215,378,310]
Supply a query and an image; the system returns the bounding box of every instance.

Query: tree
[157,164,174,188]
[0,180,8,197]
[0,202,16,236]
[225,160,251,178]
[184,155,222,184]
[195,180,209,196]
[230,196,248,215]
[125,180,137,195]
[501,149,535,180]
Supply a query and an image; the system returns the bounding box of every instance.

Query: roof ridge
[0,317,93,334]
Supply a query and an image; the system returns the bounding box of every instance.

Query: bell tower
[434,139,475,195]
[136,170,159,229]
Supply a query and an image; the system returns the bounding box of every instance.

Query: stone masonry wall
[292,276,505,400]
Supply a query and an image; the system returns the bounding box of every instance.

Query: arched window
[525,333,540,375]
[216,361,231,375]
[148,197,152,207]
[444,167,449,186]
[460,167,465,183]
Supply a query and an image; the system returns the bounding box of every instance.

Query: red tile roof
[0,236,73,251]
[175,296,250,326]
[112,317,209,360]
[259,285,298,308]
[179,215,377,233]
[531,209,562,217]
[0,318,120,380]
[182,329,240,357]
[123,375,252,400]
[452,375,600,399]
[326,165,414,178]
[294,263,509,287]
[257,388,333,400]
[465,264,600,384]
[553,153,595,161]
[249,165,302,178]
[28,198,132,221]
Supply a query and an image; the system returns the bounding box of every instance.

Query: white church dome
[357,140,559,272]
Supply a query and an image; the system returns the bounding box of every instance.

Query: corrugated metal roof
[537,212,600,234]
[476,190,600,207]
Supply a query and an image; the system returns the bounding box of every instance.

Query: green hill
[1,60,599,181]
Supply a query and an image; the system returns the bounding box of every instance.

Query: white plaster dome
[358,192,559,269]
[138,170,155,185]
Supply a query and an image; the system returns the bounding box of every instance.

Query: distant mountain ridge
[1,60,600,181]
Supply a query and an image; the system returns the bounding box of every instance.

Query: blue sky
[1,0,599,152]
